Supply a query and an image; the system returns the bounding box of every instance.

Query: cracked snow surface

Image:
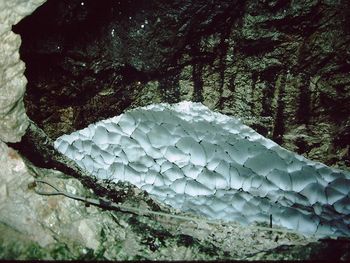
[55,101,350,238]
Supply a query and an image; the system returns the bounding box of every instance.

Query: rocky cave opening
[12,0,350,172]
[1,0,350,260]
[12,0,244,139]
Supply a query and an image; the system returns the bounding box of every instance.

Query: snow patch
[55,101,350,238]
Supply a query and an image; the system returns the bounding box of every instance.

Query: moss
[49,243,75,260]
[0,222,109,260]
[0,223,48,260]
[0,242,46,260]
[197,240,221,258]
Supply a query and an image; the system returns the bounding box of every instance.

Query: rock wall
[216,0,350,170]
[0,0,46,142]
[14,0,350,169]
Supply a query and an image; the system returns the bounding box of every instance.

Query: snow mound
[54,101,350,237]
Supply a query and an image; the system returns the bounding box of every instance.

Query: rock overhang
[0,0,47,142]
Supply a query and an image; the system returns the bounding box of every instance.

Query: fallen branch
[31,178,316,237]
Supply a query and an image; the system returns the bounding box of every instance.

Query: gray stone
[0,0,46,142]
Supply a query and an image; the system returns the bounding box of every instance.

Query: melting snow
[54,101,350,237]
